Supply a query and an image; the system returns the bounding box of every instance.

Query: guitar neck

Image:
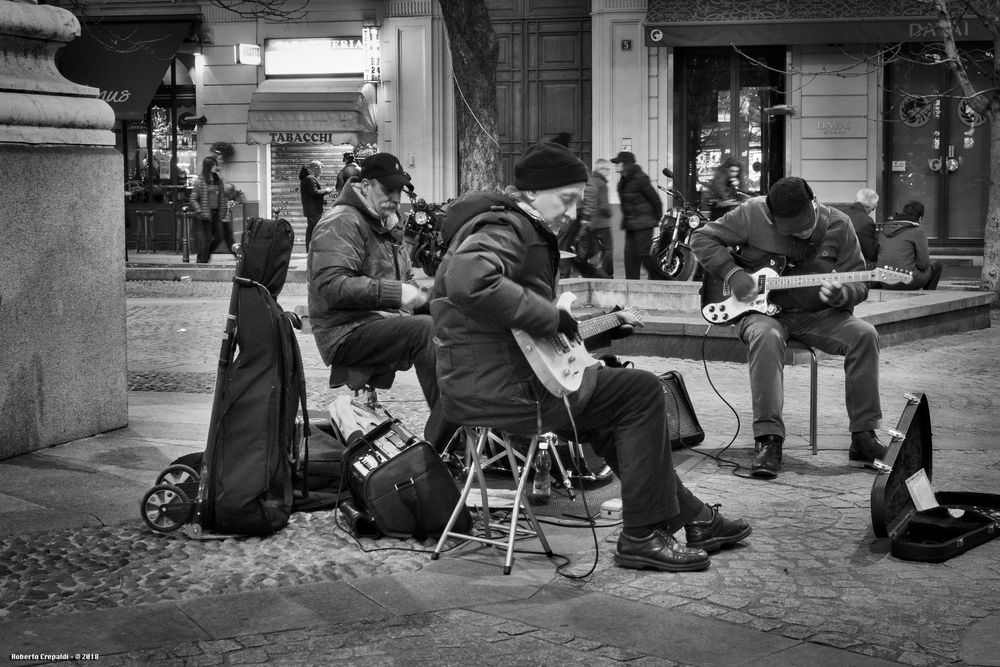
[765,270,875,291]
[577,312,622,339]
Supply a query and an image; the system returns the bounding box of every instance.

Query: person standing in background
[612,151,664,280]
[336,152,362,193]
[577,158,614,277]
[299,160,333,249]
[190,155,225,264]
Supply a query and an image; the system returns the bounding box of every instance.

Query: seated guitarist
[429,142,751,572]
[690,176,885,479]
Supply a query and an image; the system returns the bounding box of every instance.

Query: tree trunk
[984,112,1000,292]
[438,0,501,193]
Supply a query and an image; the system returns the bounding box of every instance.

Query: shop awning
[644,16,991,48]
[246,79,378,145]
[56,19,194,120]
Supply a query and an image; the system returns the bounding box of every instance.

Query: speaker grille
[659,372,704,449]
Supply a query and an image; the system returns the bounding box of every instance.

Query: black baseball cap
[360,152,411,191]
[610,151,636,164]
[766,177,816,236]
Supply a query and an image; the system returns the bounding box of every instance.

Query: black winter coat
[616,164,662,231]
[430,192,599,428]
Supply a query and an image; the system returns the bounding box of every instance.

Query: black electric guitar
[701,257,912,325]
[512,293,645,396]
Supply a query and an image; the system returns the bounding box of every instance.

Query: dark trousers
[589,227,615,277]
[330,315,454,447]
[197,209,223,263]
[305,212,323,250]
[221,219,235,256]
[624,227,667,280]
[738,309,882,439]
[488,366,704,530]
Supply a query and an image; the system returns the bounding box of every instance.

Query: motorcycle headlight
[415,211,429,225]
[687,214,702,229]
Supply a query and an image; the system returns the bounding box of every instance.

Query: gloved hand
[729,270,758,302]
[557,309,579,337]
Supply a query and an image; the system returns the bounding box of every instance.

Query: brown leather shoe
[849,430,887,469]
[750,435,782,479]
[615,530,710,572]
[684,504,752,554]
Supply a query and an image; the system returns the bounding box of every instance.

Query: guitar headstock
[874,266,914,285]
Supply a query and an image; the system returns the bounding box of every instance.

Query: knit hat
[766,176,816,235]
[360,152,410,191]
[513,142,589,192]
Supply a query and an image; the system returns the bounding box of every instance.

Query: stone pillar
[0,0,126,457]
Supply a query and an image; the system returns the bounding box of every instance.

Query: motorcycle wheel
[662,246,699,281]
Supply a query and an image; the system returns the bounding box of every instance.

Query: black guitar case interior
[870,392,1000,562]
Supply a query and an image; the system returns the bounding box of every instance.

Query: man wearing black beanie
[430,142,751,572]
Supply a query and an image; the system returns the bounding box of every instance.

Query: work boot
[750,435,782,479]
[684,504,753,554]
[849,430,887,469]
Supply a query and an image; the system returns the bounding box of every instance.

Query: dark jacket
[876,219,934,289]
[299,166,328,220]
[617,164,662,231]
[581,171,612,230]
[307,184,418,364]
[430,191,598,428]
[840,202,878,265]
[690,197,868,313]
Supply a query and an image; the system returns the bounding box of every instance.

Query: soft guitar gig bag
[197,217,308,536]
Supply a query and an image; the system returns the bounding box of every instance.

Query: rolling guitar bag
[870,392,1000,562]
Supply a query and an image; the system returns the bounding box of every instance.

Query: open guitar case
[870,392,1000,562]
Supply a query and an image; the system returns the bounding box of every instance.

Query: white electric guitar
[512,293,645,397]
[701,260,913,325]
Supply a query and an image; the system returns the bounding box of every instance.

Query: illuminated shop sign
[264,38,364,77]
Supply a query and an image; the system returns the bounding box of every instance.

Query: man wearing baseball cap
[690,176,885,478]
[430,142,752,572]
[308,152,452,446]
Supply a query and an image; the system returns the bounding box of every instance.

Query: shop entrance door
[886,49,990,248]
[675,48,786,204]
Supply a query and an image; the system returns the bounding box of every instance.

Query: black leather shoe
[750,435,782,479]
[849,430,887,469]
[615,530,710,572]
[685,504,753,554]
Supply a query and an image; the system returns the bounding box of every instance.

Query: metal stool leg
[431,427,552,574]
[808,347,818,455]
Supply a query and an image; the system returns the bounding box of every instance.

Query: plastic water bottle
[529,438,552,505]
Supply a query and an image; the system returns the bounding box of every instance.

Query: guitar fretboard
[577,313,623,339]
[764,270,875,290]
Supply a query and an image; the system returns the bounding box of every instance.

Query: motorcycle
[402,194,448,277]
[650,167,707,282]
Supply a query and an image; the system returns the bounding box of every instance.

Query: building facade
[54,0,989,254]
[595,0,990,253]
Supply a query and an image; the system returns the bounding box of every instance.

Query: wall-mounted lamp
[764,104,795,116]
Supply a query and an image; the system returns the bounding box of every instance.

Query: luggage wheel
[141,483,194,533]
[155,464,200,497]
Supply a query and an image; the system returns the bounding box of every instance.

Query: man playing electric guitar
[430,142,751,572]
[690,176,886,479]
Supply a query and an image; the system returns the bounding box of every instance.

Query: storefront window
[676,48,785,202]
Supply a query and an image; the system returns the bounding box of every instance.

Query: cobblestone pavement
[2,281,998,665]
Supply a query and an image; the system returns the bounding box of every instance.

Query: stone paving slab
[2,282,999,665]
